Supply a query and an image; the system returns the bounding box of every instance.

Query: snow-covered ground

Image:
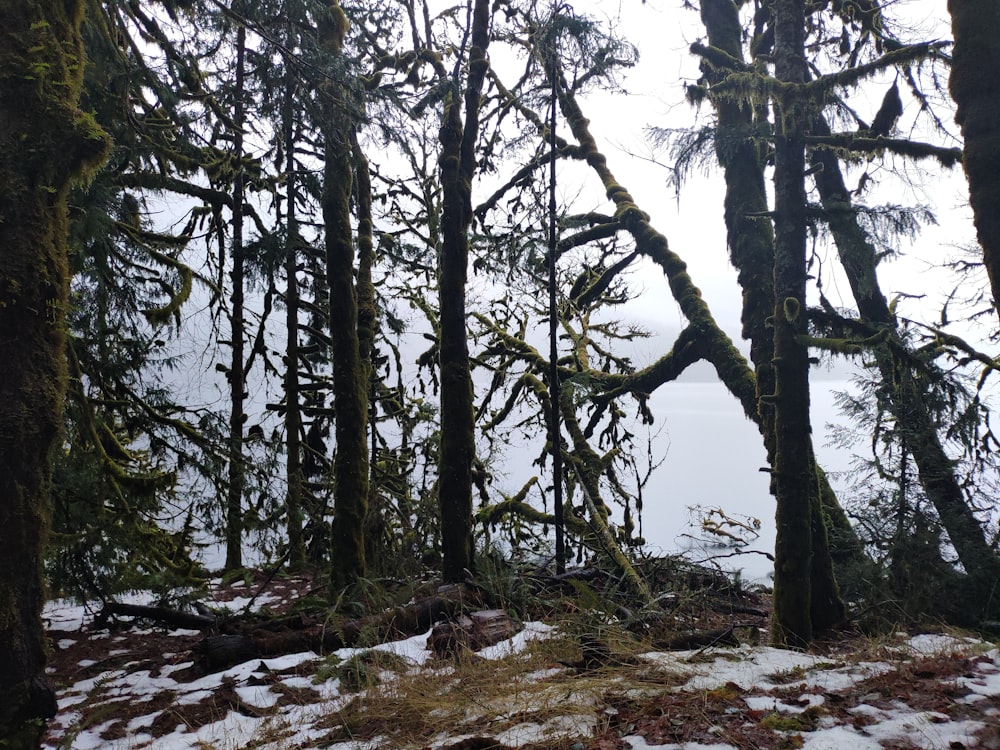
[41,582,1000,750]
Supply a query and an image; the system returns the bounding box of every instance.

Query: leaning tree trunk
[770,0,818,648]
[550,50,844,638]
[0,1,109,745]
[320,0,369,594]
[810,114,1000,601]
[437,0,492,583]
[948,0,1000,321]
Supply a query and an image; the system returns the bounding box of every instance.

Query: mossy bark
[949,0,1000,320]
[700,0,776,381]
[810,114,1000,602]
[554,79,759,423]
[0,0,109,745]
[770,0,816,649]
[351,131,381,567]
[437,0,491,583]
[700,0,846,634]
[322,31,369,594]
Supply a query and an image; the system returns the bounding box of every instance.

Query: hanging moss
[140,249,194,327]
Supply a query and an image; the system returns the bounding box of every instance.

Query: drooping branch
[803,134,963,167]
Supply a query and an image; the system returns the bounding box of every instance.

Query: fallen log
[652,626,740,651]
[197,583,483,672]
[97,602,218,631]
[428,609,521,657]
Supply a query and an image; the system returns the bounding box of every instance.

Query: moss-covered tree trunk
[948,0,1000,320]
[437,0,491,583]
[225,24,247,572]
[320,0,368,594]
[810,115,1000,600]
[700,0,846,633]
[770,0,816,648]
[699,0,776,392]
[0,0,109,745]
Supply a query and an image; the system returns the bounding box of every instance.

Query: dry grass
[300,621,685,748]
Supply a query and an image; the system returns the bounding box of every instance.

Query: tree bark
[770,0,817,648]
[0,0,109,744]
[810,114,1000,599]
[437,0,491,582]
[320,1,369,593]
[699,0,856,617]
[225,24,247,572]
[282,27,306,570]
[948,0,1000,321]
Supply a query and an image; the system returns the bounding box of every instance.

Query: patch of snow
[860,706,986,749]
[235,684,280,708]
[161,660,194,677]
[624,737,736,750]
[260,651,319,670]
[799,726,882,749]
[56,694,87,710]
[478,621,556,660]
[743,692,825,714]
[331,628,435,667]
[640,646,894,695]
[278,675,312,689]
[524,666,565,681]
[495,712,596,746]
[905,633,986,655]
[175,688,213,705]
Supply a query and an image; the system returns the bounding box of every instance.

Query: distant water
[637,379,854,583]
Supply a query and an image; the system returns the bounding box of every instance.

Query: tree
[280,6,307,569]
[949,0,1000,320]
[0,1,109,745]
[436,0,493,582]
[225,21,249,571]
[768,0,820,648]
[319,0,372,593]
[692,0,856,624]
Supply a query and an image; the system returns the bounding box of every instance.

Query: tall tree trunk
[437,0,492,583]
[351,130,379,566]
[700,0,846,633]
[320,0,369,593]
[948,0,1000,321]
[770,0,817,648]
[283,23,306,569]
[0,1,109,744]
[226,23,247,572]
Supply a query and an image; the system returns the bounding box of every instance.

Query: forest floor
[40,568,1000,750]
